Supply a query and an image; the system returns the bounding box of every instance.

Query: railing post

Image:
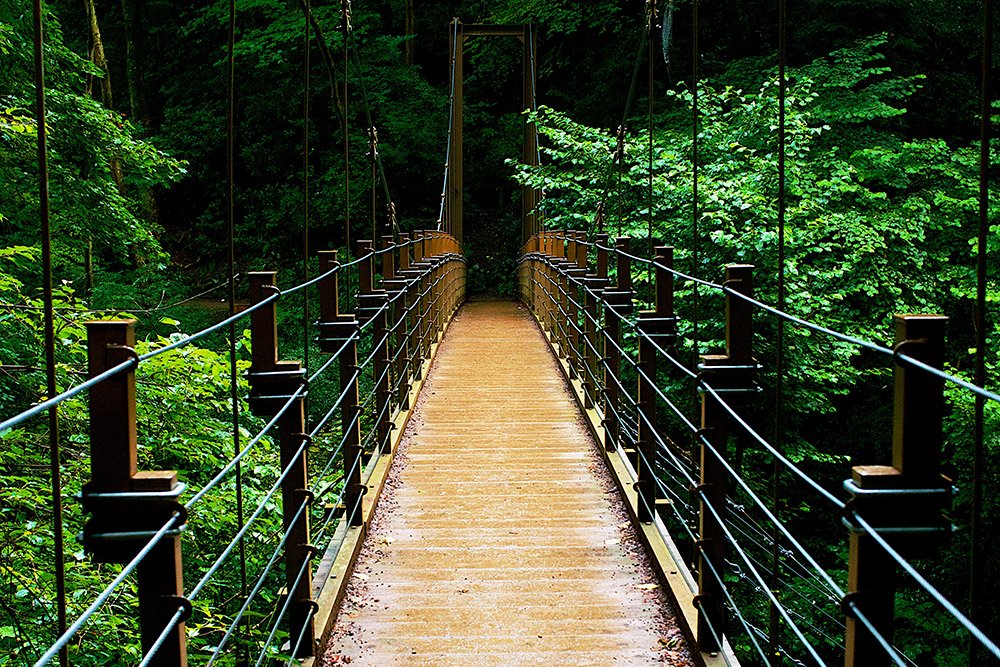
[581,234,609,411]
[536,234,545,322]
[316,254,364,530]
[401,232,426,382]
[431,234,444,339]
[696,264,755,654]
[601,237,634,455]
[82,320,188,667]
[341,324,364,527]
[697,374,728,654]
[635,246,677,524]
[317,251,341,323]
[277,397,315,658]
[413,231,433,365]
[556,231,572,361]
[385,235,411,410]
[245,272,314,656]
[356,240,385,326]
[843,315,950,667]
[247,272,307,414]
[370,236,394,453]
[564,232,587,381]
[528,235,538,316]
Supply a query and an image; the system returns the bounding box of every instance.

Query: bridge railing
[15,231,465,666]
[518,230,1000,666]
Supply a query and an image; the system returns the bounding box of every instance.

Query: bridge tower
[446,21,541,244]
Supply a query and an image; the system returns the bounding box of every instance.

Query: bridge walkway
[324,300,692,665]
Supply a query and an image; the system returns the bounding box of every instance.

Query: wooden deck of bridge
[323,300,691,666]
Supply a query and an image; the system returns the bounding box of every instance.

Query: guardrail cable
[31,514,181,667]
[205,497,311,666]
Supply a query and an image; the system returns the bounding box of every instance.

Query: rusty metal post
[83,321,187,667]
[843,315,950,667]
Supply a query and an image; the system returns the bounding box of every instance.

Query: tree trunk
[404,0,415,66]
[120,0,152,130]
[119,0,161,247]
[84,0,124,194]
[296,0,346,129]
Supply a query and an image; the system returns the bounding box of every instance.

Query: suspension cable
[771,0,788,656]
[31,3,68,663]
[223,0,249,644]
[969,0,992,659]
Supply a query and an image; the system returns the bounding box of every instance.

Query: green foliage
[0,7,185,274]
[513,35,1000,664]
[517,36,998,426]
[155,0,447,269]
[0,268,287,664]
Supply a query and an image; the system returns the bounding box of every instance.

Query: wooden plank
[322,301,695,665]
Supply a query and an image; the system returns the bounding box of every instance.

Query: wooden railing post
[357,240,386,327]
[564,232,587,381]
[601,237,634,455]
[277,397,314,658]
[431,234,444,339]
[582,234,609,411]
[317,251,341,324]
[368,236,393,453]
[696,263,755,653]
[385,235,411,410]
[635,246,677,524]
[533,234,543,320]
[843,315,950,667]
[320,295,364,528]
[245,272,314,655]
[342,324,364,526]
[316,250,362,502]
[557,231,573,361]
[83,320,188,667]
[247,272,306,415]
[413,231,433,366]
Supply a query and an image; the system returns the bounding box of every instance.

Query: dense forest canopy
[1,0,998,664]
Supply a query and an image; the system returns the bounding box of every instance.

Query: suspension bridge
[10,1,1000,666]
